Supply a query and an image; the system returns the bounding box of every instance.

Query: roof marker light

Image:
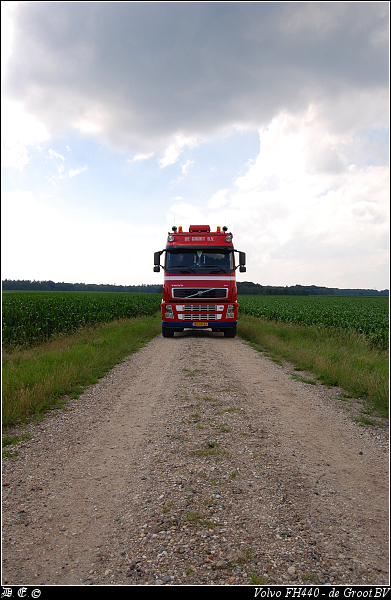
[217,226,221,232]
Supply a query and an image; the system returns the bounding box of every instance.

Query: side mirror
[239,251,246,267]
[154,251,163,272]
[239,265,246,273]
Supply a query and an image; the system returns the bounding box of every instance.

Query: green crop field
[1,291,389,425]
[238,295,389,349]
[2,291,162,348]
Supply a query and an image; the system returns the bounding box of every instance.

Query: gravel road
[2,331,389,586]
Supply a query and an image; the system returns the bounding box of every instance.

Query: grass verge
[2,314,161,428]
[237,314,389,419]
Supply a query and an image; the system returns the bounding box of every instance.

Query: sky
[1,2,389,290]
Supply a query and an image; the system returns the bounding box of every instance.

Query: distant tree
[2,279,387,296]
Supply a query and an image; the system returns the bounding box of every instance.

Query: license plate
[193,322,208,327]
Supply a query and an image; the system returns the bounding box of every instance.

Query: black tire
[162,326,174,338]
[224,326,237,338]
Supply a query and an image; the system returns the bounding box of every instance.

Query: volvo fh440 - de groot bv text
[154,225,246,338]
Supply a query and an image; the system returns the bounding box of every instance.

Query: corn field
[238,295,389,349]
[2,292,162,348]
[3,291,388,350]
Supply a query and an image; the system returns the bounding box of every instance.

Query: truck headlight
[165,305,174,319]
[227,304,234,318]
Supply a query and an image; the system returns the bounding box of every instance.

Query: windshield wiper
[201,265,229,273]
[167,265,196,273]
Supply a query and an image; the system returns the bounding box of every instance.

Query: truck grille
[179,304,220,311]
[180,314,222,321]
[172,288,228,299]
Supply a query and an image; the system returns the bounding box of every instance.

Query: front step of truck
[162,324,237,338]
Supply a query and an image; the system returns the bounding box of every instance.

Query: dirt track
[2,331,389,586]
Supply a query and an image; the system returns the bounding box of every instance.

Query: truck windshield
[165,249,234,273]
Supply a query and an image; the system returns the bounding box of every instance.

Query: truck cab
[154,225,246,338]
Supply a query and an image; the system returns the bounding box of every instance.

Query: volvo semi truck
[154,225,246,338]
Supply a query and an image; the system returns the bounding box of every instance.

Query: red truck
[154,225,246,338]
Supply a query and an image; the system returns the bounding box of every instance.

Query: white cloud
[45,149,88,180]
[48,148,65,161]
[167,202,207,225]
[181,159,194,175]
[168,110,389,289]
[128,152,155,162]
[73,118,103,136]
[208,189,229,210]
[1,99,50,170]
[159,134,199,168]
[46,148,66,183]
[69,165,87,178]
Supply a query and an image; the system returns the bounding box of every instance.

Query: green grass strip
[2,314,161,427]
[237,314,389,419]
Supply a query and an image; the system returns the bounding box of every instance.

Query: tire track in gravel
[2,332,389,586]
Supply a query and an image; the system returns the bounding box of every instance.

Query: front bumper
[162,320,237,330]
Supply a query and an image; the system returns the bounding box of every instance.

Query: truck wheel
[224,327,236,338]
[162,326,174,338]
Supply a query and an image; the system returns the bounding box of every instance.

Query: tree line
[1,280,163,294]
[237,282,389,296]
[2,279,388,296]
